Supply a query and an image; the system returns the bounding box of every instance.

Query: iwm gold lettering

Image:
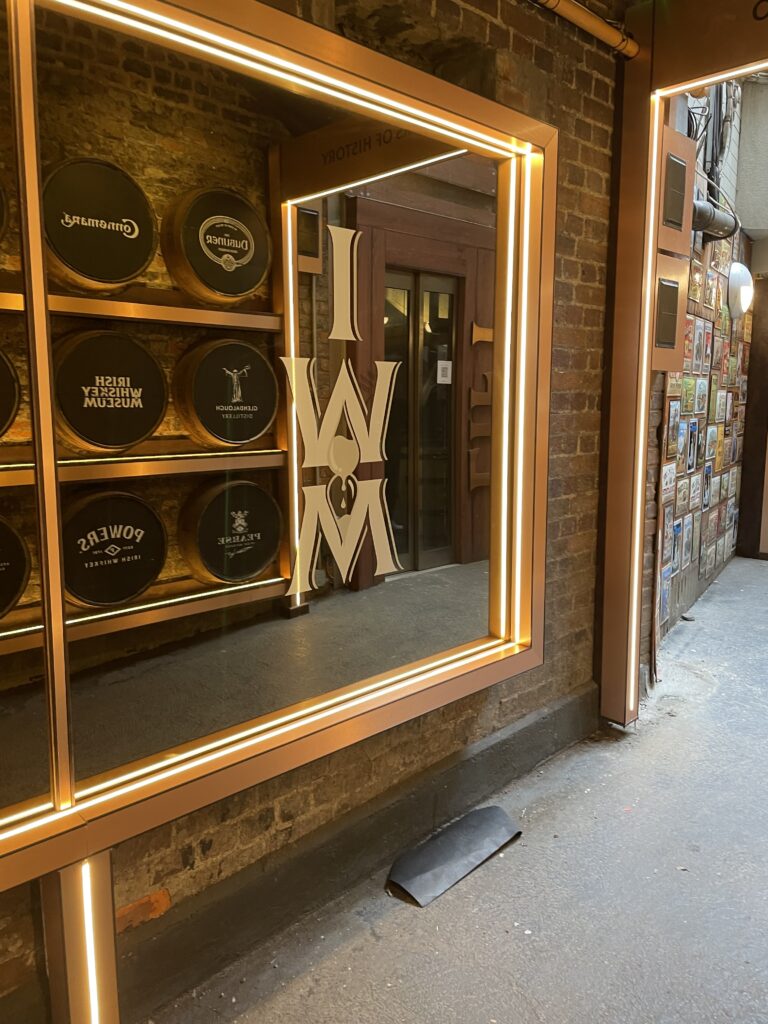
[282,225,402,597]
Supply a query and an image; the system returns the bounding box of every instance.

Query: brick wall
[0,0,630,1004]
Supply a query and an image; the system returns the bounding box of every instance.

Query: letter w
[280,357,399,468]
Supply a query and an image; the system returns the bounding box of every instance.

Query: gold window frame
[0,0,556,888]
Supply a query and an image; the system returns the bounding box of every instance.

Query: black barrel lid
[63,491,166,606]
[176,189,271,299]
[0,517,30,619]
[56,332,167,450]
[190,341,277,445]
[192,481,281,582]
[43,158,156,285]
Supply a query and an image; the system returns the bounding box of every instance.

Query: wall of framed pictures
[651,217,752,648]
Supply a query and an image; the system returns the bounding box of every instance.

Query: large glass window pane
[30,7,501,788]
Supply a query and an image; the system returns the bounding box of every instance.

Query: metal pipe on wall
[529,0,640,59]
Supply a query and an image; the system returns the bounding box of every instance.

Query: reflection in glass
[0,6,504,790]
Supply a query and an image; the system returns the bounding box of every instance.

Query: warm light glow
[0,801,53,828]
[81,861,101,1024]
[290,150,468,205]
[48,0,521,159]
[627,94,663,717]
[495,158,517,639]
[514,154,533,645]
[58,450,284,466]
[282,204,302,607]
[0,577,285,643]
[656,60,768,98]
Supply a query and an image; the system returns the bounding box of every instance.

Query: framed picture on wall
[715,390,727,423]
[667,399,681,459]
[666,372,683,399]
[693,317,705,372]
[689,258,704,301]
[704,269,717,310]
[682,376,696,415]
[708,372,720,421]
[676,477,689,517]
[705,424,718,462]
[663,503,674,563]
[689,470,702,511]
[692,511,702,563]
[682,513,693,568]
[697,417,707,467]
[712,333,723,371]
[706,544,716,578]
[683,315,695,371]
[687,419,699,473]
[703,321,713,374]
[716,535,726,567]
[725,391,734,432]
[672,517,683,574]
[703,464,712,510]
[661,563,672,623]
[661,462,677,504]
[676,420,689,474]
[711,473,722,507]
[695,378,709,416]
[715,425,725,472]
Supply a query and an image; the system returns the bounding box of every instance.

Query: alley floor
[145,557,768,1024]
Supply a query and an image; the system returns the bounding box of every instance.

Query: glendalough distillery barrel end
[178,479,282,585]
[43,158,157,293]
[55,331,168,452]
[0,518,30,619]
[62,491,167,607]
[161,188,272,307]
[173,339,278,448]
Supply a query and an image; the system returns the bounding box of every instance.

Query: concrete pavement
[144,556,768,1024]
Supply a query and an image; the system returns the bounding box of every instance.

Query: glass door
[384,271,457,572]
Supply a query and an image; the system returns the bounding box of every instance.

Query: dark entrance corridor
[145,557,768,1024]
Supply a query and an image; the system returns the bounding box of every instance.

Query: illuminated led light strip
[68,576,285,625]
[291,150,468,205]
[81,861,101,1024]
[496,158,517,638]
[0,577,285,642]
[656,59,768,98]
[0,800,53,828]
[49,0,518,159]
[627,94,663,717]
[282,205,302,604]
[51,0,522,156]
[57,450,284,466]
[513,153,533,645]
[1,636,515,838]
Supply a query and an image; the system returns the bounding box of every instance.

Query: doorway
[384,270,458,572]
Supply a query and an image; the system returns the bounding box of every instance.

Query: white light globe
[728,262,754,320]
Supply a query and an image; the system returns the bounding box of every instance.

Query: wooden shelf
[0,576,288,654]
[0,445,287,487]
[0,285,282,332]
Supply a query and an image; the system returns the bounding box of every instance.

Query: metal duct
[692,200,738,239]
